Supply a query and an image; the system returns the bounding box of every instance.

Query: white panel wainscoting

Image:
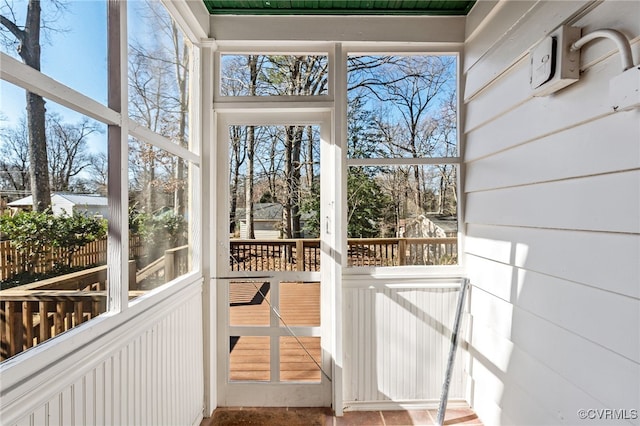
[342,280,468,410]
[1,277,204,426]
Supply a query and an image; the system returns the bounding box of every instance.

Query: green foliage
[51,211,107,267]
[300,182,320,238]
[128,207,187,263]
[299,169,395,239]
[0,210,57,273]
[347,168,393,238]
[0,210,107,272]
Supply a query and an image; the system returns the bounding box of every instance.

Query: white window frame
[0,0,202,371]
[342,48,465,279]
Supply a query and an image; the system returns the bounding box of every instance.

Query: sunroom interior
[0,0,638,425]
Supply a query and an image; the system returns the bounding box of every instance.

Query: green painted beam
[203,0,476,15]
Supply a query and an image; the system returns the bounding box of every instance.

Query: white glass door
[216,111,333,407]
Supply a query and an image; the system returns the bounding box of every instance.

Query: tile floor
[203,406,482,425]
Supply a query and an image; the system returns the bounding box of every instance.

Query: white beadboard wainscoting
[342,278,469,410]
[1,276,204,426]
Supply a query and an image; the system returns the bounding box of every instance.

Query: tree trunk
[244,55,259,239]
[229,127,243,234]
[26,91,51,211]
[245,125,255,239]
[172,24,188,217]
[6,0,52,212]
[283,126,303,239]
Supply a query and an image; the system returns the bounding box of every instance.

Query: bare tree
[47,114,100,192]
[0,0,58,211]
[243,55,260,239]
[0,117,30,196]
[350,56,455,217]
[228,125,245,234]
[127,1,190,216]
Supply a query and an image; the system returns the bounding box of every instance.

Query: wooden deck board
[229,282,322,382]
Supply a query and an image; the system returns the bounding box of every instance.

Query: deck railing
[0,235,143,282]
[1,237,453,361]
[0,244,187,362]
[229,237,457,271]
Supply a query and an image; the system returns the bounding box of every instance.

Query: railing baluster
[54,301,65,336]
[8,301,22,358]
[74,301,83,326]
[39,301,50,342]
[22,301,33,349]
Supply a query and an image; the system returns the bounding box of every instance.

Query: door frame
[214,110,335,407]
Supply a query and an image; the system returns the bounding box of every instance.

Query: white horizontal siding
[5,282,204,426]
[462,0,640,424]
[465,224,639,298]
[465,113,640,192]
[466,170,640,233]
[342,284,467,407]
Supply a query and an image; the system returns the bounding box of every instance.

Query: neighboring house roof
[55,193,108,207]
[236,203,284,221]
[424,214,458,234]
[8,193,107,208]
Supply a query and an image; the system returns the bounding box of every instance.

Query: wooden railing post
[7,301,21,358]
[164,249,176,283]
[39,301,50,342]
[54,302,65,336]
[22,301,33,349]
[398,239,406,266]
[128,259,137,290]
[296,240,304,271]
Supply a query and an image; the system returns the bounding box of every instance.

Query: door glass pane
[280,336,321,382]
[229,281,271,326]
[279,281,320,327]
[229,336,270,382]
[228,125,320,272]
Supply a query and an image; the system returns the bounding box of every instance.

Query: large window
[127,1,195,297]
[0,0,198,362]
[346,54,459,267]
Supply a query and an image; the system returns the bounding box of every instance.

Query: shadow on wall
[465,233,639,425]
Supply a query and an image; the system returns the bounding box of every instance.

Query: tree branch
[0,13,24,43]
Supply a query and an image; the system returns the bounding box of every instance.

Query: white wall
[462,0,640,424]
[0,278,205,426]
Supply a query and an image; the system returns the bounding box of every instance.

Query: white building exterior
[8,193,109,218]
[0,1,638,425]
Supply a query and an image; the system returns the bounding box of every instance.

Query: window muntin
[220,54,329,97]
[347,55,457,159]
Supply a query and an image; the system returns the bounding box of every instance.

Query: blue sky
[0,0,156,154]
[1,1,107,122]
